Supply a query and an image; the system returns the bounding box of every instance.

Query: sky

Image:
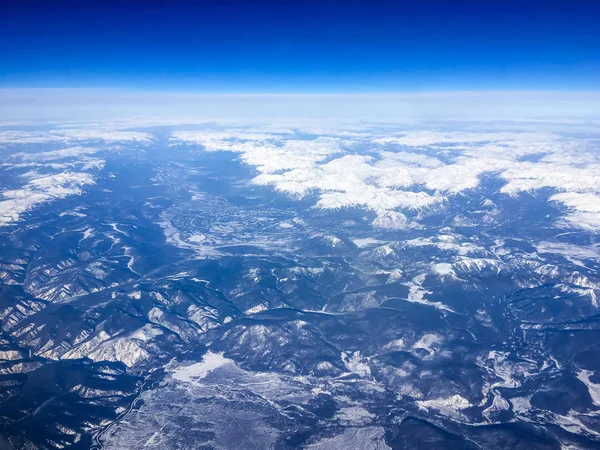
[1,0,599,92]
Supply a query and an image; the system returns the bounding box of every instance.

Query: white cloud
[172,126,600,230]
[0,129,152,145]
[0,144,106,227]
[2,116,598,232]
[10,146,98,161]
[172,132,446,227]
[0,172,96,226]
[549,192,600,230]
[535,240,600,262]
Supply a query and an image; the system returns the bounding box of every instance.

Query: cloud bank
[2,89,600,121]
[171,127,600,230]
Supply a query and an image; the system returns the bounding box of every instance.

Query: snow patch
[171,351,233,383]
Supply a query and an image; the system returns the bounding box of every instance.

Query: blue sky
[1,0,599,92]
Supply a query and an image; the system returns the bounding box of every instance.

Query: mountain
[1,120,600,449]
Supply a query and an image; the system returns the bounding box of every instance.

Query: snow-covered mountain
[1,119,600,449]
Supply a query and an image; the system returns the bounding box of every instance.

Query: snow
[188,233,207,243]
[341,351,371,378]
[336,406,376,425]
[88,339,149,367]
[0,362,42,375]
[482,394,510,420]
[352,237,381,247]
[577,370,600,407]
[372,211,408,229]
[418,394,471,409]
[383,339,406,351]
[0,350,24,361]
[62,331,112,360]
[413,333,442,353]
[171,351,233,383]
[417,394,472,419]
[81,227,94,240]
[509,396,532,414]
[453,257,503,274]
[306,427,391,450]
[244,304,268,315]
[322,235,342,247]
[130,325,163,343]
[433,263,455,276]
[403,274,455,312]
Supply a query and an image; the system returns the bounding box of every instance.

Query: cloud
[0,129,152,145]
[173,131,445,227]
[536,240,600,262]
[172,126,600,230]
[9,146,98,161]
[549,192,600,230]
[0,172,96,226]
[1,115,598,231]
[0,145,107,226]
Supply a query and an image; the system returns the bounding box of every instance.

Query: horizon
[2,0,599,92]
[2,88,600,122]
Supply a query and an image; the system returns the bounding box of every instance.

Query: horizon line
[2,88,600,95]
